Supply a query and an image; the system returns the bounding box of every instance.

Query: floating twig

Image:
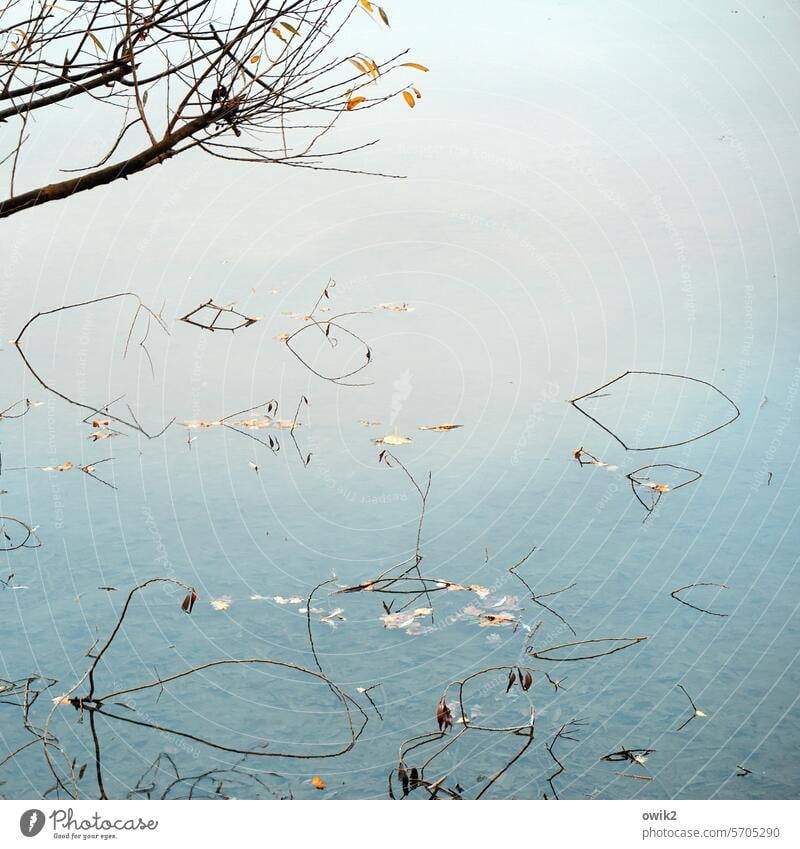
[670,583,729,617]
[179,300,259,332]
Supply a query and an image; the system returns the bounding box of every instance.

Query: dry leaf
[310,775,326,790]
[42,461,73,472]
[436,696,453,732]
[478,612,516,628]
[418,424,463,432]
[346,96,366,110]
[402,90,415,108]
[372,434,412,446]
[210,597,231,611]
[375,302,415,312]
[181,590,197,613]
[400,62,430,72]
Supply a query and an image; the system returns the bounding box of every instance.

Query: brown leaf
[506,668,517,693]
[436,696,453,732]
[181,590,197,613]
[310,775,325,790]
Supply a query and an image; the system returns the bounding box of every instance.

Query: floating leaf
[419,424,463,432]
[310,775,326,790]
[436,696,453,732]
[372,434,412,446]
[181,590,197,614]
[210,597,231,611]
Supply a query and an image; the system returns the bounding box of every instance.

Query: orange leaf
[310,775,326,790]
[349,58,368,74]
[402,91,415,108]
[346,96,366,110]
[400,62,429,72]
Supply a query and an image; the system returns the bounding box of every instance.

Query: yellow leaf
[250,54,260,63]
[359,0,373,11]
[402,91,415,108]
[310,775,326,790]
[360,56,379,79]
[400,62,430,72]
[86,30,105,54]
[378,6,389,25]
[349,58,368,74]
[346,96,366,110]
[271,26,286,42]
[280,21,299,35]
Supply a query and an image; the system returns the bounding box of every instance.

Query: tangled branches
[0,1,428,218]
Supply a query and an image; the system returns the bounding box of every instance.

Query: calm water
[1,0,799,800]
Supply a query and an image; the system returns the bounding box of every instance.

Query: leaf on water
[375,302,414,312]
[180,420,222,429]
[418,424,463,432]
[91,419,110,428]
[181,590,197,613]
[382,608,430,629]
[310,775,326,790]
[478,612,516,628]
[272,595,304,605]
[506,668,517,693]
[210,597,231,611]
[89,431,114,441]
[372,434,412,445]
[42,461,73,472]
[320,608,347,627]
[436,696,453,732]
